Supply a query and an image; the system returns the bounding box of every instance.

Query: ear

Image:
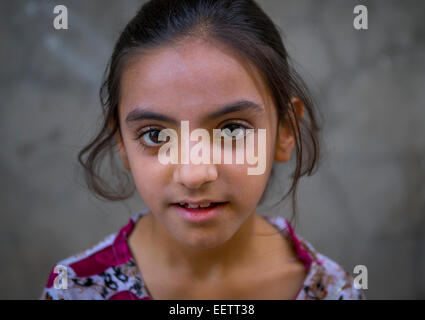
[109,118,131,171]
[274,97,304,162]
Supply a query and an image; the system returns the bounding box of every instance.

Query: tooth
[187,203,200,209]
[179,202,185,206]
[200,203,211,208]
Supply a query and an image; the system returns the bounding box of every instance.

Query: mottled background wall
[1,0,424,299]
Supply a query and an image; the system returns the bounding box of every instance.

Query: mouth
[174,202,226,209]
[171,201,229,222]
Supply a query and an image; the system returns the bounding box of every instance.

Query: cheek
[128,154,170,203]
[222,163,270,206]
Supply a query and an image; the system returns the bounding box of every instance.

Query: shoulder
[39,212,152,300]
[293,235,367,300]
[264,215,367,300]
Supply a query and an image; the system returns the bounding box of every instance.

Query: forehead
[119,38,274,120]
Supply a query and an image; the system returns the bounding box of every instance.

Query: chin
[180,233,230,250]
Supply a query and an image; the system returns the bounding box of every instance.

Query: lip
[172,202,228,223]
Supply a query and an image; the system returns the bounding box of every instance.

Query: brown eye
[138,129,170,147]
[221,123,249,139]
[144,130,161,146]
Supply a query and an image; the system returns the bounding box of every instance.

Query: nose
[173,163,218,189]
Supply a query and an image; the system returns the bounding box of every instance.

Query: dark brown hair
[78,0,322,227]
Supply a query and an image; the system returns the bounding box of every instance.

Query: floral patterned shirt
[40,209,366,300]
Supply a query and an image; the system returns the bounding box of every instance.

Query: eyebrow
[125,99,265,126]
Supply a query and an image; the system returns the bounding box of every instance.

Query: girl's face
[116,38,281,250]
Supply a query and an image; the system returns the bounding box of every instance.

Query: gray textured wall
[1,0,424,299]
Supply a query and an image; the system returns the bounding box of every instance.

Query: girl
[40,0,366,300]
